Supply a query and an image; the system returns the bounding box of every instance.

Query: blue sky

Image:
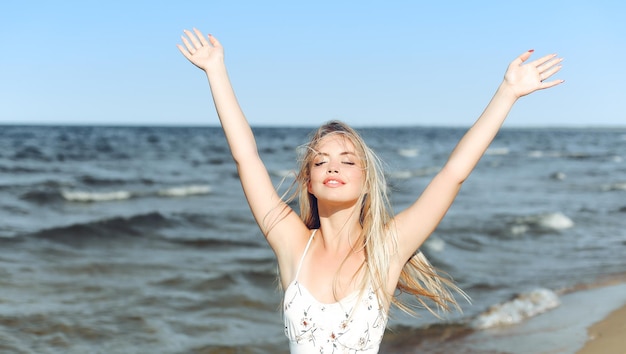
[1,0,624,127]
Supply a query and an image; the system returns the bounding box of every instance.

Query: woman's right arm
[177,29,307,255]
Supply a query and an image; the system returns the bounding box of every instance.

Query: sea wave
[526,150,605,160]
[550,171,567,180]
[423,237,446,253]
[0,165,47,173]
[397,148,419,158]
[62,190,133,202]
[387,170,413,180]
[153,273,238,292]
[157,185,211,197]
[20,189,64,204]
[29,212,173,243]
[387,166,440,180]
[12,145,51,161]
[24,210,260,247]
[508,212,574,235]
[271,169,296,178]
[167,237,261,249]
[601,182,626,191]
[470,288,560,329]
[485,147,510,156]
[60,184,212,202]
[79,175,137,186]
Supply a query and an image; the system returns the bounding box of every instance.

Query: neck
[316,203,363,253]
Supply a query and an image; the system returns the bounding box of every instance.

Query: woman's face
[307,135,366,207]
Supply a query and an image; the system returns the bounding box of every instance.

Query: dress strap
[294,229,317,281]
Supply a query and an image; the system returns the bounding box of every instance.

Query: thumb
[514,49,534,65]
[208,34,221,48]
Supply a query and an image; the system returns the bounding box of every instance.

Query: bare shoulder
[269,221,315,289]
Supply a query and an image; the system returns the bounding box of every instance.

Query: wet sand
[381,276,626,354]
[577,301,626,354]
[464,280,626,354]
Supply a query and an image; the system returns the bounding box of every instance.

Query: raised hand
[177,28,224,72]
[503,50,564,98]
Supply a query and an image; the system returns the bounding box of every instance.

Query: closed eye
[314,161,327,167]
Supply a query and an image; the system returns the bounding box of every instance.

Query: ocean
[0,125,625,353]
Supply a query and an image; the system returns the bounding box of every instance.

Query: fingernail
[528,49,535,53]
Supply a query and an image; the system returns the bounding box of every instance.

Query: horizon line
[1,122,625,130]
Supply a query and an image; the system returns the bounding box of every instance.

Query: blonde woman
[177,28,563,353]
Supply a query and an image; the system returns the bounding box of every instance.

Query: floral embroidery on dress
[284,281,387,353]
[284,231,388,353]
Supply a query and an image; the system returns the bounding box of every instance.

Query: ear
[307,180,313,194]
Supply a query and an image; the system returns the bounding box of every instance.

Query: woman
[177,28,563,353]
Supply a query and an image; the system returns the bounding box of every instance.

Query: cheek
[307,170,320,193]
[348,168,365,183]
[354,170,367,191]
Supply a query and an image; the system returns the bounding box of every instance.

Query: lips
[323,177,345,187]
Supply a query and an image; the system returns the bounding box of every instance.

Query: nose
[326,163,339,174]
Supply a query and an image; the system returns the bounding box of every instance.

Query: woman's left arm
[394,50,563,261]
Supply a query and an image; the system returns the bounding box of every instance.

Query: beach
[0,125,624,353]
[467,277,626,354]
[379,274,626,354]
[578,290,626,354]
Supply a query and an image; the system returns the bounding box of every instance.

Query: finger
[538,57,564,73]
[183,29,202,49]
[531,53,558,68]
[181,35,196,54]
[539,78,565,89]
[176,44,192,60]
[208,34,221,48]
[194,28,209,46]
[539,63,563,81]
[520,49,534,63]
[508,50,532,72]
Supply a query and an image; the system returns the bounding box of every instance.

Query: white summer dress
[283,230,388,353]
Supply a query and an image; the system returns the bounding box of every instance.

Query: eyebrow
[315,151,357,157]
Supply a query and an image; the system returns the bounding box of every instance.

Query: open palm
[177,28,224,71]
[504,51,563,98]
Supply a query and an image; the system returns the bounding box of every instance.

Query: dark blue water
[0,125,625,353]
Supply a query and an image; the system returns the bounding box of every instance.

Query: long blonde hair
[288,120,465,316]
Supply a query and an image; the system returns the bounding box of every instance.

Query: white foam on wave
[528,150,564,158]
[414,166,440,177]
[62,190,132,202]
[535,212,574,230]
[470,288,560,329]
[388,166,441,180]
[511,212,574,234]
[272,169,296,178]
[0,231,18,239]
[397,148,419,158]
[158,185,211,197]
[388,171,413,179]
[510,224,529,235]
[485,147,510,156]
[63,184,212,202]
[601,182,626,191]
[424,237,445,252]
